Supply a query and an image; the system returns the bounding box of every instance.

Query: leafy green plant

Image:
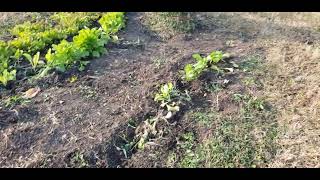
[78,61,90,71]
[11,21,47,37]
[3,95,29,108]
[154,82,175,103]
[51,12,101,35]
[0,12,126,86]
[0,69,16,86]
[45,40,83,73]
[0,42,14,73]
[182,51,228,82]
[73,28,109,58]
[99,12,125,34]
[23,52,40,70]
[183,54,208,81]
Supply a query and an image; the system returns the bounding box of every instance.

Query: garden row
[119,50,230,154]
[0,12,125,87]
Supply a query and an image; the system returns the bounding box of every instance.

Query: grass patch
[192,111,217,127]
[1,95,30,108]
[143,12,195,39]
[239,55,262,72]
[172,94,278,168]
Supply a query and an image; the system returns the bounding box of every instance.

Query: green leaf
[0,69,16,86]
[23,53,32,62]
[56,65,66,72]
[192,54,203,62]
[32,52,40,69]
[92,51,100,57]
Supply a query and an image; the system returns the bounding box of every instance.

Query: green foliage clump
[182,51,229,81]
[98,12,125,34]
[73,28,109,58]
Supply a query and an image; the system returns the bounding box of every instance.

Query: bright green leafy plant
[99,12,125,34]
[23,52,40,70]
[182,51,229,82]
[154,82,175,103]
[0,69,16,86]
[45,40,83,73]
[73,28,109,58]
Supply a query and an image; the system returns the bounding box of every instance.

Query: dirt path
[1,12,320,168]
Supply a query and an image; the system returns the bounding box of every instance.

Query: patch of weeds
[196,120,258,168]
[166,152,178,167]
[242,76,256,86]
[177,132,201,168]
[152,57,166,69]
[232,93,265,112]
[192,111,217,127]
[178,112,277,168]
[78,85,97,100]
[158,12,195,33]
[239,55,262,72]
[2,95,30,109]
[70,151,88,168]
[143,12,195,39]
[204,81,223,93]
[242,76,263,88]
[174,92,277,167]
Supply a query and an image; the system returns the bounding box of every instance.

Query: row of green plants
[0,12,125,87]
[130,51,229,150]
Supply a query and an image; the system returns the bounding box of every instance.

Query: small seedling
[3,95,25,108]
[68,75,78,83]
[71,151,88,168]
[154,82,176,103]
[23,51,41,70]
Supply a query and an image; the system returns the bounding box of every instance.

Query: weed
[2,95,29,108]
[233,93,265,111]
[79,85,97,100]
[145,12,195,38]
[68,75,78,83]
[177,132,200,168]
[204,81,223,93]
[242,76,256,86]
[193,111,217,127]
[152,57,166,69]
[70,151,88,168]
[239,55,262,72]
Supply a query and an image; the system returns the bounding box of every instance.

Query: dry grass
[263,41,320,167]
[202,12,320,167]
